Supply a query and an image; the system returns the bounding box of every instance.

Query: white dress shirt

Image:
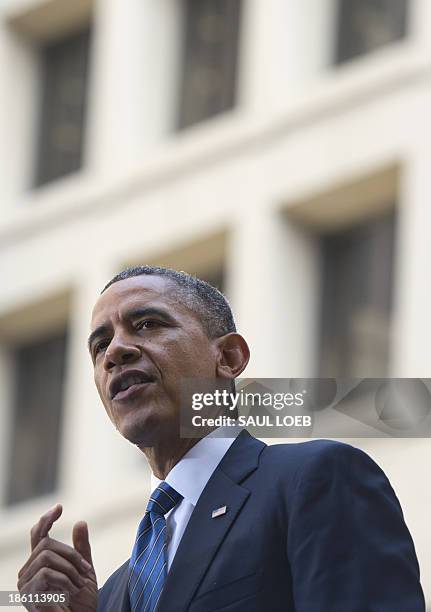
[150,425,242,571]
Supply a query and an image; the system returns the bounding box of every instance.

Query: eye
[94,339,110,356]
[135,319,161,330]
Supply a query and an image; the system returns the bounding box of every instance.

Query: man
[17,266,425,611]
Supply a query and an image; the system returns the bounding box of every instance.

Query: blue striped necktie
[128,481,183,612]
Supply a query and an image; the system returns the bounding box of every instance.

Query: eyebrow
[87,306,176,352]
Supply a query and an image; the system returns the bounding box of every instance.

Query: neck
[140,434,201,480]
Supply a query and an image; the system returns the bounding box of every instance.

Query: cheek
[161,339,215,378]
[94,370,108,404]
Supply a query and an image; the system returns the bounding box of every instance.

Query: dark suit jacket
[97,430,425,611]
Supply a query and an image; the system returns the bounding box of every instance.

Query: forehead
[91,275,189,327]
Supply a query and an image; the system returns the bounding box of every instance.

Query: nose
[103,334,141,370]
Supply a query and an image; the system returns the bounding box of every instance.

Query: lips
[109,369,155,401]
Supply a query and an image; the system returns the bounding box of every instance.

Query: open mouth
[110,370,155,401]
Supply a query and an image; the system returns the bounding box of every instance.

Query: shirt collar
[150,425,242,507]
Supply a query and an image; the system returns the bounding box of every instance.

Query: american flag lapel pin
[211,505,227,518]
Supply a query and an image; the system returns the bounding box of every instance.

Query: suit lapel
[157,430,266,612]
[98,560,130,612]
[118,569,131,612]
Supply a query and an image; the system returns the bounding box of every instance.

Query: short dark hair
[102,265,236,338]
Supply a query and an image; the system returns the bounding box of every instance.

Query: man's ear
[214,333,250,379]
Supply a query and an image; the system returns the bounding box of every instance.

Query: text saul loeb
[191,415,312,428]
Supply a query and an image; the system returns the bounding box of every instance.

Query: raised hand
[17,504,98,612]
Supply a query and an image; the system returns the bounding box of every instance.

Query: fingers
[18,537,92,585]
[18,549,88,592]
[72,521,94,570]
[20,566,83,599]
[18,506,97,608]
[30,504,63,551]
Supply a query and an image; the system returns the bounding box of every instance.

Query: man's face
[89,275,220,446]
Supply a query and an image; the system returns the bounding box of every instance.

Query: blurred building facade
[0,0,430,606]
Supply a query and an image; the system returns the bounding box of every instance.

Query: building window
[319,211,395,378]
[178,0,242,129]
[5,331,68,505]
[335,0,409,64]
[34,28,91,187]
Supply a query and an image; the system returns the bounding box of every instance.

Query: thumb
[72,521,94,568]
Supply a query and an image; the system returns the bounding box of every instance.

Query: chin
[118,412,163,447]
